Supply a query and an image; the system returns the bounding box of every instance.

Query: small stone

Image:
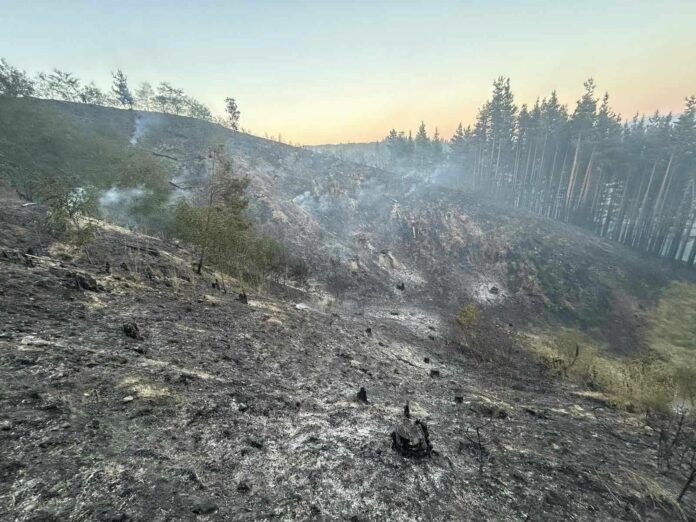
[122,396,134,403]
[489,286,499,294]
[406,401,428,420]
[454,396,464,404]
[365,327,372,337]
[238,403,249,412]
[396,282,405,291]
[0,420,12,431]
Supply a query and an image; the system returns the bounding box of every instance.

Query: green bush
[456,303,479,328]
[41,180,98,247]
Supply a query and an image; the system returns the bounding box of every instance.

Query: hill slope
[1,99,695,519]
[1,198,693,520]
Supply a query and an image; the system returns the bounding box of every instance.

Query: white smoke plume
[99,187,147,226]
[129,115,147,145]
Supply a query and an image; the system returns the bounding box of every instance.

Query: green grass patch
[522,328,695,413]
[648,281,696,367]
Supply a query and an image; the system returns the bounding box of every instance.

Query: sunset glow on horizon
[1,0,694,145]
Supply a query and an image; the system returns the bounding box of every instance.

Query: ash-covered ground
[1,198,693,521]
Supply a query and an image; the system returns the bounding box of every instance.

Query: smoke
[99,187,147,226]
[129,115,147,145]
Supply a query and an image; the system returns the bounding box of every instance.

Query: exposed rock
[406,401,429,420]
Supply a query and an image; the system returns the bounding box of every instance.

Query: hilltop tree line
[382,78,696,267]
[0,58,240,130]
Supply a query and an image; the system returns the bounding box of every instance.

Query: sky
[1,0,695,145]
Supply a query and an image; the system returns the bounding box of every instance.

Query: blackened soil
[1,199,692,521]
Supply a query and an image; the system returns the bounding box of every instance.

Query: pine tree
[174,145,250,275]
[111,69,134,109]
[431,127,443,164]
[414,121,430,168]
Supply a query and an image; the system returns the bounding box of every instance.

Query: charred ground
[1,200,694,521]
[1,100,695,520]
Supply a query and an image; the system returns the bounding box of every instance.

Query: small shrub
[456,304,479,328]
[42,181,98,247]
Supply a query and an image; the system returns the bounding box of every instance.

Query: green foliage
[0,97,129,199]
[111,69,134,109]
[224,97,240,130]
[41,180,99,246]
[525,328,696,414]
[456,303,479,328]
[36,69,84,102]
[0,58,35,97]
[506,245,612,328]
[101,149,173,230]
[649,282,696,365]
[114,152,170,191]
[173,145,282,287]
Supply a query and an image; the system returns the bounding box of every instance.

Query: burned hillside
[1,100,696,520]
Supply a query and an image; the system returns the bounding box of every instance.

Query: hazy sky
[1,0,695,144]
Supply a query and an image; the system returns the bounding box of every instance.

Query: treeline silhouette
[383,78,696,267]
[0,58,239,129]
